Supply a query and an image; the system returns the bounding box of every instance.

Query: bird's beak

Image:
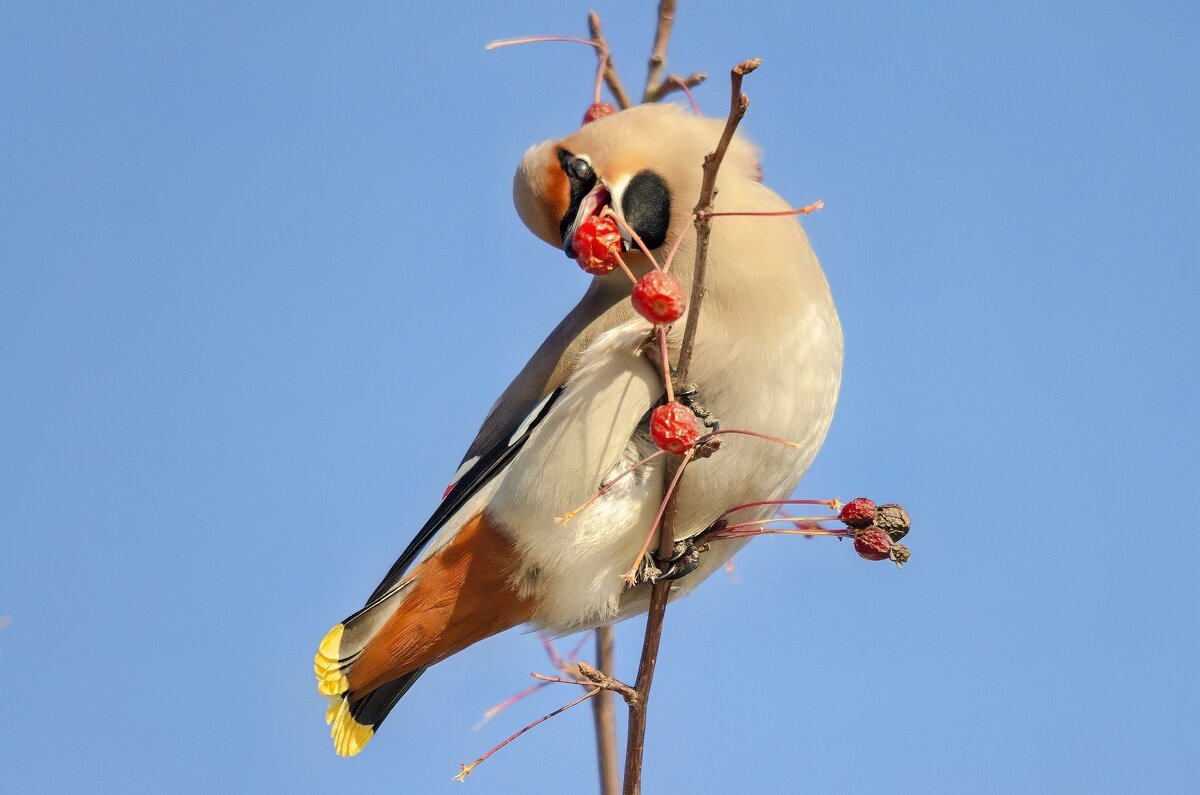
[562,181,613,258]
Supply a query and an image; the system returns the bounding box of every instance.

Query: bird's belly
[501,439,665,634]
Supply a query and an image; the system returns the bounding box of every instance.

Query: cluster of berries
[575,214,694,455]
[838,498,911,567]
[568,118,695,458]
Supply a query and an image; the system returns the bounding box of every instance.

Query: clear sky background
[2,1,1197,792]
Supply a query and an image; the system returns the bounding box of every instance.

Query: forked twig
[588,11,634,109]
[642,1,707,103]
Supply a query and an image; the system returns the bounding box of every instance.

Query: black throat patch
[621,170,671,251]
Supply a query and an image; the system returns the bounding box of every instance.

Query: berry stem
[612,250,640,285]
[661,226,688,274]
[699,428,804,449]
[541,632,566,669]
[621,449,694,586]
[602,207,662,269]
[699,200,824,219]
[710,525,851,540]
[658,327,675,403]
[555,450,667,525]
[594,53,608,105]
[564,630,594,663]
[721,498,840,516]
[720,516,840,529]
[474,682,551,730]
[673,75,702,114]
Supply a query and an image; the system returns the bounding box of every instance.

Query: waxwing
[316,102,843,755]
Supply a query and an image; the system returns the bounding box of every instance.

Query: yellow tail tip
[314,624,350,696]
[326,696,374,757]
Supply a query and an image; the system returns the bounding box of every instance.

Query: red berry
[649,402,700,455]
[853,528,891,561]
[631,271,687,325]
[582,102,617,125]
[573,215,623,275]
[839,497,877,528]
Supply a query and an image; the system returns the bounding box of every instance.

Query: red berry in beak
[839,497,877,528]
[650,402,700,455]
[853,527,892,561]
[632,271,687,325]
[572,215,623,275]
[582,102,617,124]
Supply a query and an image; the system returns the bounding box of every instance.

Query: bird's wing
[362,279,634,606]
[362,386,562,605]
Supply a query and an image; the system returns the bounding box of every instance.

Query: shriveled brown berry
[839,497,877,528]
[875,504,910,542]
[631,271,687,325]
[853,527,891,561]
[649,402,700,455]
[889,544,911,568]
[573,215,623,275]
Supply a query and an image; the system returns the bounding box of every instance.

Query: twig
[591,627,621,795]
[579,661,639,704]
[588,11,633,110]
[641,1,707,104]
[652,72,707,107]
[529,662,637,705]
[456,688,601,782]
[677,58,760,384]
[621,59,760,795]
[643,0,675,101]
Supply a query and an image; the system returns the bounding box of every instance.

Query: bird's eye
[569,158,592,181]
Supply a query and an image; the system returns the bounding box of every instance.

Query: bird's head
[513,103,760,267]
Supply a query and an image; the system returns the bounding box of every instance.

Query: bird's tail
[314,512,537,756]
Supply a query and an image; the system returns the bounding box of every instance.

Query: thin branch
[677,57,760,385]
[456,688,601,782]
[641,2,707,104]
[530,662,637,705]
[590,627,621,795]
[579,660,639,704]
[621,59,760,795]
[588,11,633,110]
[642,0,676,101]
[648,71,707,106]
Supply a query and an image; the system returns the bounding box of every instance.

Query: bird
[314,102,843,756]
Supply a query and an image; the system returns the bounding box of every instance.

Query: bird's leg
[637,537,702,584]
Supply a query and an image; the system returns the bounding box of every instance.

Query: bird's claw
[638,538,702,584]
[676,382,720,432]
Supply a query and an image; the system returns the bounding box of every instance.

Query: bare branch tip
[736,57,763,75]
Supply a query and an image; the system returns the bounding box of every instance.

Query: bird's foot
[637,538,702,585]
[676,383,721,432]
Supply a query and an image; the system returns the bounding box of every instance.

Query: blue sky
[1,1,1197,792]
